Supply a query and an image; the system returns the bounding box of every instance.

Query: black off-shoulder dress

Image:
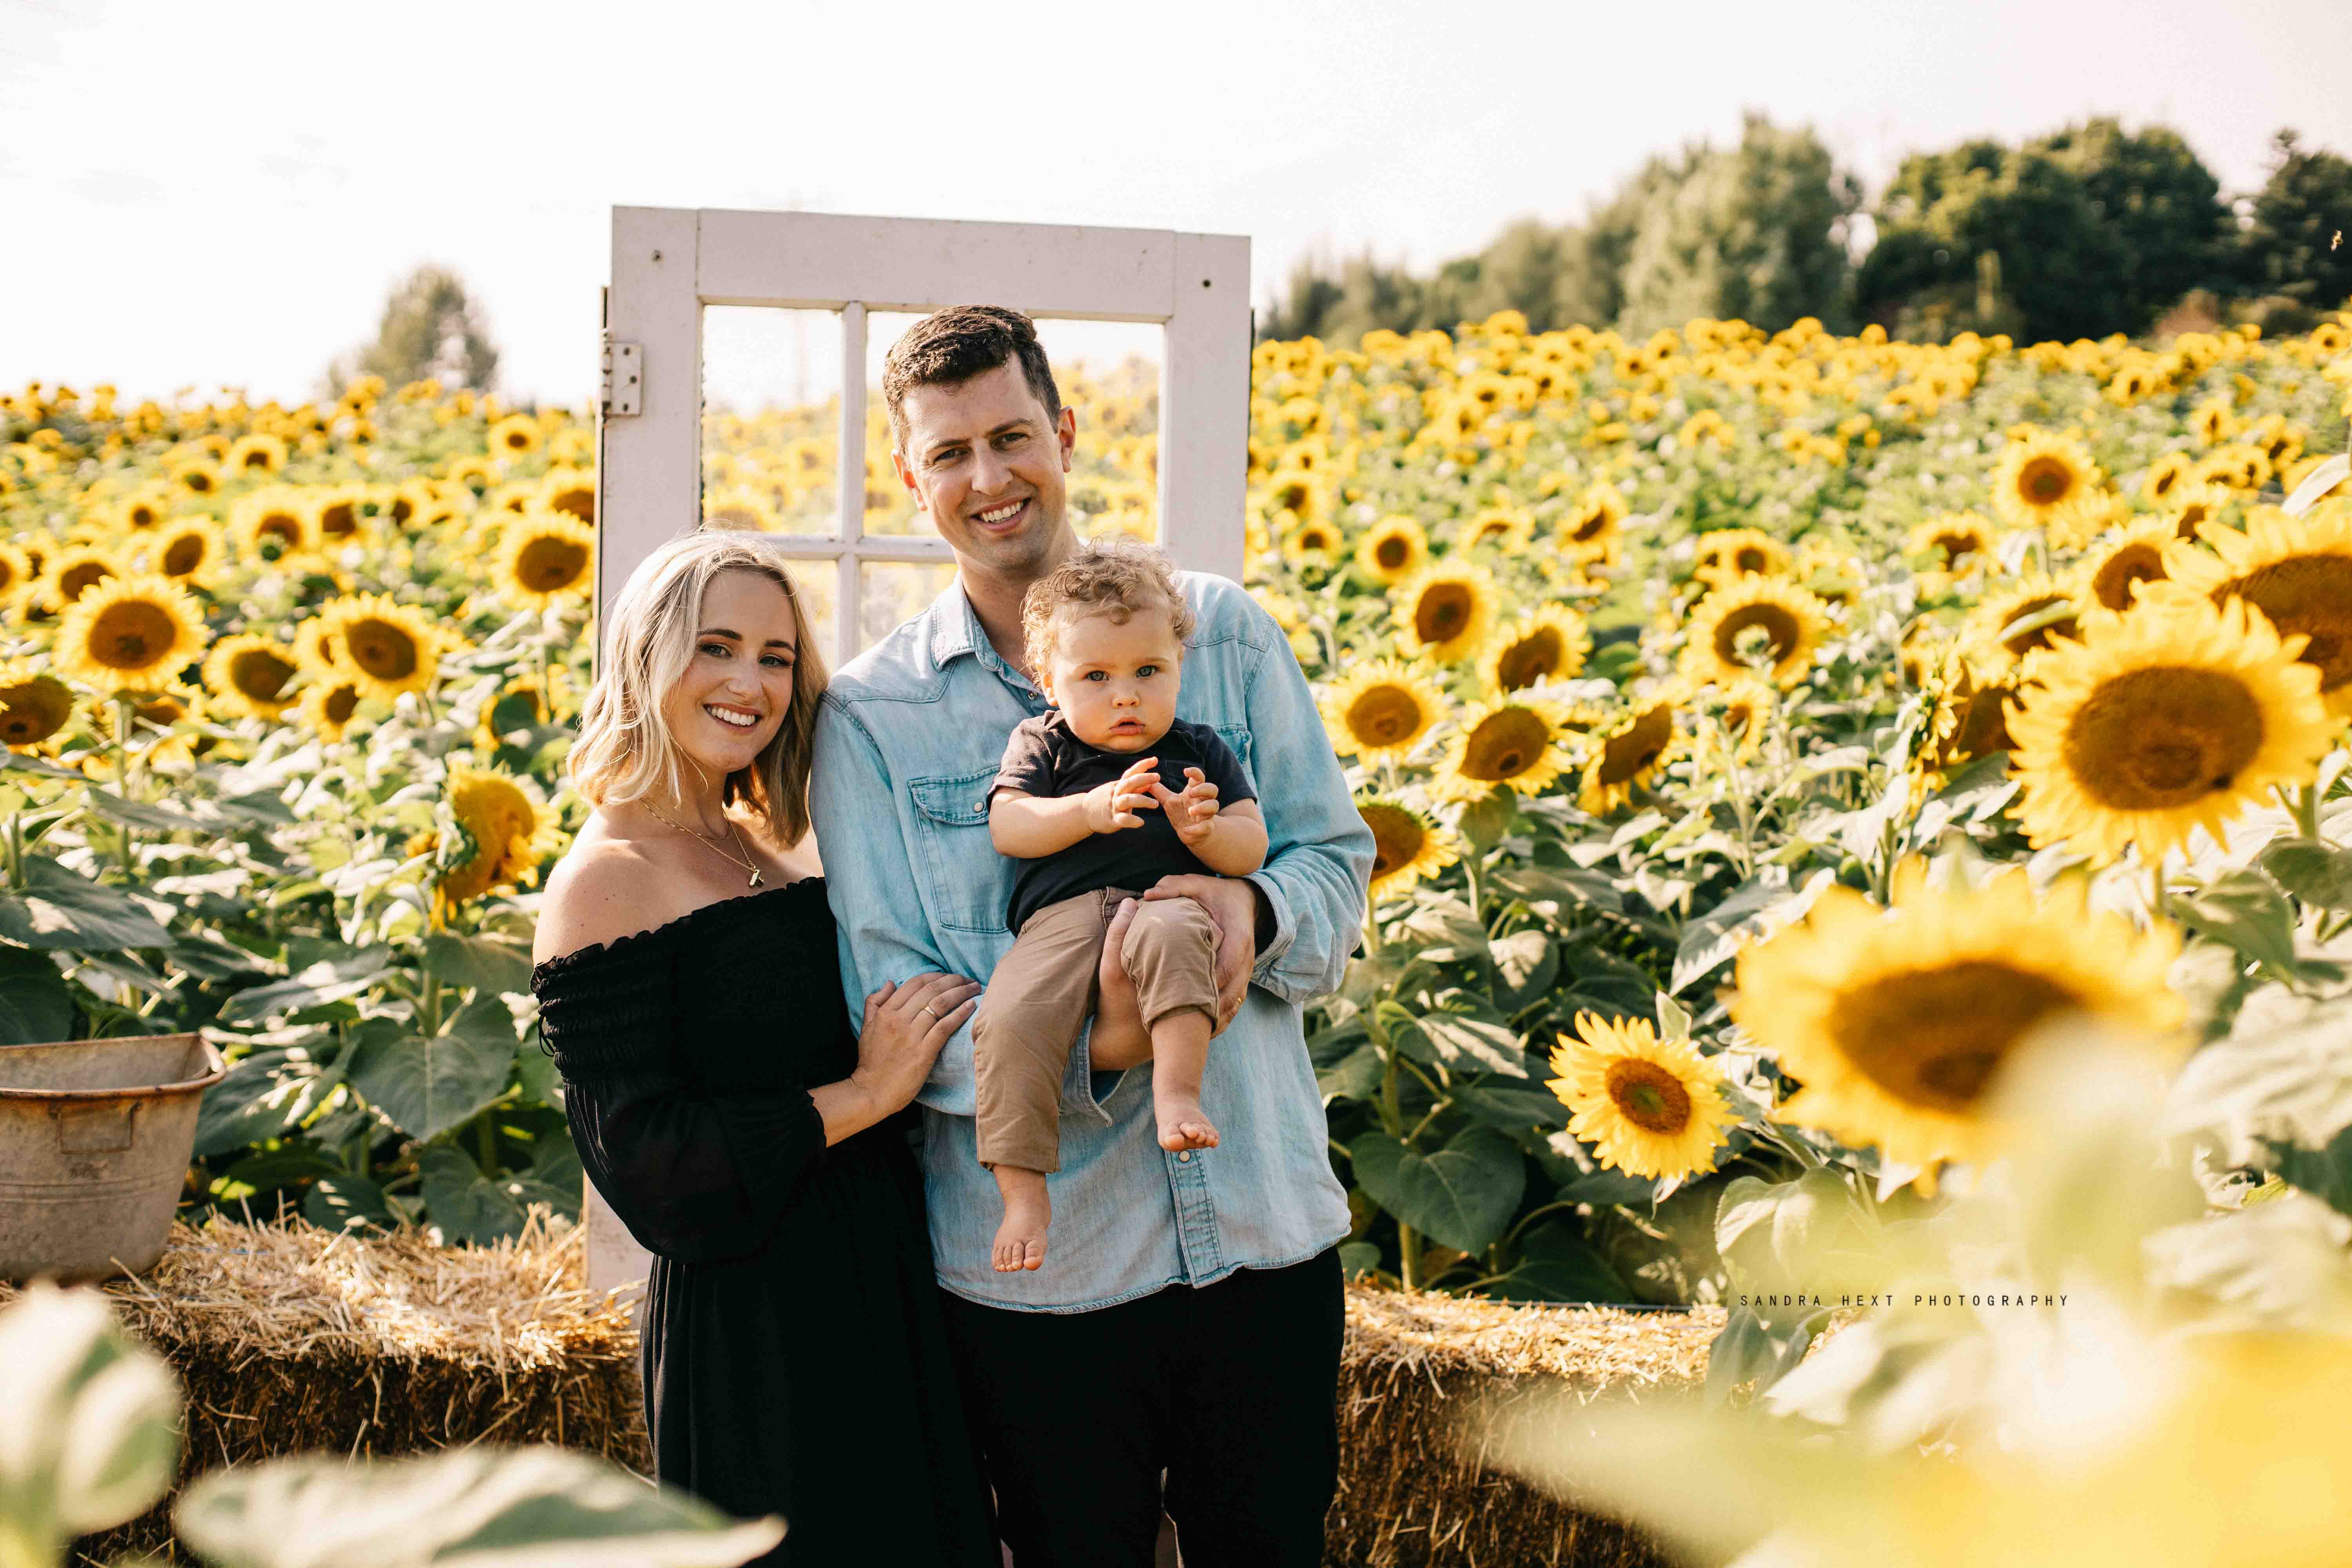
[530,877,997,1567]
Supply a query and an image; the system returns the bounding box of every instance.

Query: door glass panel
[863,314,1163,544]
[701,307,841,535]
[774,554,840,669]
[859,559,959,650]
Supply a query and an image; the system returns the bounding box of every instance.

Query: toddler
[974,542,1268,1274]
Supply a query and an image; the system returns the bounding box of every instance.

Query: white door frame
[586,207,1252,1296]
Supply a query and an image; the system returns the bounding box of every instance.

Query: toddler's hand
[1153,767,1221,847]
[1085,756,1162,834]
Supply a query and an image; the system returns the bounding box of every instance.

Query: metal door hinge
[601,339,642,418]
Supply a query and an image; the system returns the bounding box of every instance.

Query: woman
[529,530,998,1564]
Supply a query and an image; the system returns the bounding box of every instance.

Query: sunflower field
[5,312,2352,1404]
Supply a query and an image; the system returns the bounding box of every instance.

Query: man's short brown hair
[1021,539,1197,670]
[881,305,1063,454]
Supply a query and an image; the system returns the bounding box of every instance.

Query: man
[808,304,1372,1566]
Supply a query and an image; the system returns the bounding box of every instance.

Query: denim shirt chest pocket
[908,767,1015,935]
[1212,722,1257,796]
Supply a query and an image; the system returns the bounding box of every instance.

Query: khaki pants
[972,886,1220,1173]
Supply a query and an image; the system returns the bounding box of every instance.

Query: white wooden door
[586,208,1253,1297]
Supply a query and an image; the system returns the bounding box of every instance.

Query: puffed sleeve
[534,941,826,1264]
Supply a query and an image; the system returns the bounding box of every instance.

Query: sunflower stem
[1399,1223,1422,1292]
[2292,782,2322,843]
[111,694,135,874]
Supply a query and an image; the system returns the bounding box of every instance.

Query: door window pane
[860,559,958,651]
[701,307,840,536]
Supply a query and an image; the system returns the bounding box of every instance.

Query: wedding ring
[919,1004,938,1020]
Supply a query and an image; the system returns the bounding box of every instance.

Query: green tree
[332,264,500,393]
[2236,129,2352,311]
[2030,118,2232,332]
[1615,114,1862,338]
[1857,139,2129,343]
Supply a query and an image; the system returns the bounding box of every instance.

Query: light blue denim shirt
[809,572,1371,1312]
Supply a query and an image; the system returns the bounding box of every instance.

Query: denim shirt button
[1178,1151,1192,1163]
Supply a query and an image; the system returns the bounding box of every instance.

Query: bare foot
[991,1169,1050,1273]
[1156,1094,1220,1152]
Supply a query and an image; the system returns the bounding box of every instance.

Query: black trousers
[940,1247,1344,1568]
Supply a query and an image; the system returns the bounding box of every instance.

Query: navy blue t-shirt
[993,710,1257,934]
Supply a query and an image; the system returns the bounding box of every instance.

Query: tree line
[1261,117,2352,347]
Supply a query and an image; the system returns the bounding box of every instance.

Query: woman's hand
[1088,897,1153,1071]
[850,973,980,1119]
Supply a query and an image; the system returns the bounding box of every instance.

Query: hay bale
[0,1212,648,1566]
[1330,1286,1729,1568]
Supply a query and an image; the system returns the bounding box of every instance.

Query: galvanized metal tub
[0,1032,224,1283]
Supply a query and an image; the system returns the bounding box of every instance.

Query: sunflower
[431,765,563,915]
[314,593,443,702]
[1728,858,2184,1181]
[50,574,206,694]
[2160,482,2232,541]
[2082,516,2178,613]
[1560,481,1628,564]
[493,510,597,610]
[34,544,119,612]
[2141,450,2195,507]
[1962,572,2083,670]
[313,485,367,545]
[1281,516,1346,567]
[1705,678,1777,760]
[1480,605,1592,693]
[290,614,342,677]
[202,633,301,721]
[1547,1012,1739,1181]
[147,514,227,586]
[2043,487,2128,552]
[1433,696,1577,801]
[1904,511,1994,570]
[230,487,318,563]
[167,454,224,497]
[1355,515,1430,584]
[2160,501,2352,717]
[0,542,30,610]
[0,659,78,753]
[299,675,369,744]
[1990,429,2100,530]
[2189,397,2237,446]
[448,455,497,493]
[487,415,542,460]
[1578,689,1684,815]
[2197,443,2270,492]
[1357,795,1460,900]
[2008,595,2334,862]
[1679,576,1830,689]
[1390,563,1500,664]
[225,433,287,475]
[115,486,174,534]
[1321,658,1447,761]
[702,486,779,533]
[538,467,596,526]
[118,680,210,766]
[1456,506,1535,553]
[1916,653,2021,782]
[1691,527,1793,584]
[1260,468,1329,526]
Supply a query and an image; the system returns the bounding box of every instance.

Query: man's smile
[970,497,1029,533]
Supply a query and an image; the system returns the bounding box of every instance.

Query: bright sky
[6,0,2350,408]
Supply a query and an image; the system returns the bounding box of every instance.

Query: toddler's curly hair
[1021,540,1197,670]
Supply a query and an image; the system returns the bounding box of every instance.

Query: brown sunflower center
[1571,510,1610,542]
[1604,1057,1693,1134]
[181,469,215,494]
[128,504,161,528]
[1713,603,1800,668]
[325,684,359,724]
[2017,456,2076,508]
[1373,534,1411,570]
[2092,545,2167,612]
[1363,806,1426,878]
[516,535,591,593]
[1345,685,1426,748]
[1496,628,1565,690]
[504,429,531,449]
[0,560,15,593]
[258,514,301,548]
[319,501,358,538]
[1933,530,1983,562]
[59,561,113,601]
[1832,962,2078,1112]
[1998,595,2078,657]
[0,678,72,744]
[1734,546,1771,573]
[1596,704,1673,786]
[1462,708,1552,782]
[230,648,296,703]
[1414,583,1474,646]
[1950,686,2018,762]
[345,618,420,681]
[2172,501,2216,539]
[2225,556,2352,694]
[549,486,595,524]
[162,534,205,576]
[2150,468,2179,500]
[2063,666,2265,809]
[241,449,271,468]
[85,601,179,671]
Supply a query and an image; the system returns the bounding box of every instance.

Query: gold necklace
[643,801,765,888]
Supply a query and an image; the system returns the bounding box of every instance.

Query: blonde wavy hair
[566,530,829,846]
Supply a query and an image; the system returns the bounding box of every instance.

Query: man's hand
[1085,756,1161,834]
[1144,874,1259,1034]
[1151,767,1221,849]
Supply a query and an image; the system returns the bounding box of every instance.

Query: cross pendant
[748,867,764,887]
